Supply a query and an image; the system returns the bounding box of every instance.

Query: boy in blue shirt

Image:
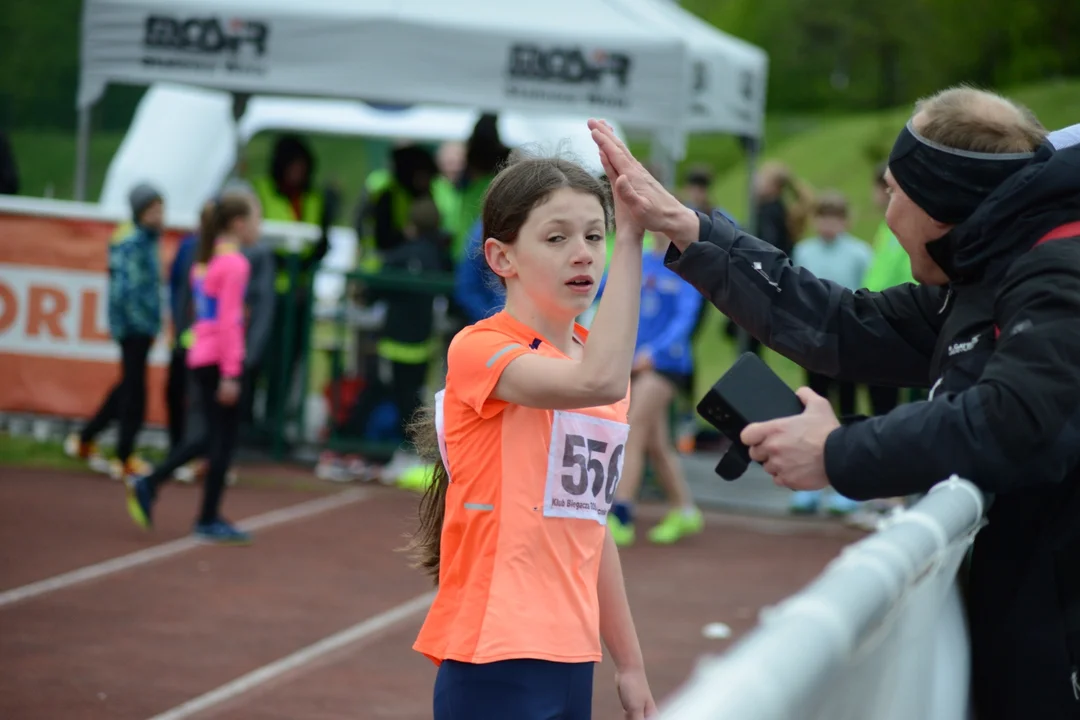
[789,190,872,515]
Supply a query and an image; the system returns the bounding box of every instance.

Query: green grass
[0,432,169,471]
[0,433,89,471]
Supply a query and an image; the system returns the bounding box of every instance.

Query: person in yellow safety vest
[450,113,511,265]
[356,144,457,271]
[252,134,337,293]
[252,134,339,431]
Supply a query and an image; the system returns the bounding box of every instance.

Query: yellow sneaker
[396,464,435,493]
[607,515,636,547]
[110,455,154,481]
[647,507,704,545]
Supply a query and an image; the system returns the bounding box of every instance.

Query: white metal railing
[659,476,986,720]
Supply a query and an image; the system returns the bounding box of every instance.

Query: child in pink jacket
[127,190,262,544]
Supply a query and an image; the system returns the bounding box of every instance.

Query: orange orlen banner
[0,207,189,426]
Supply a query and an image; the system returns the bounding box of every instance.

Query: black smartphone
[696,352,805,480]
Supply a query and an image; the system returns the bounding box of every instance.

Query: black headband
[888,121,1034,224]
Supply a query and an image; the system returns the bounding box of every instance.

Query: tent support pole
[74,104,92,202]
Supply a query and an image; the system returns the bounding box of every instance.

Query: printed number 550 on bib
[543,411,629,524]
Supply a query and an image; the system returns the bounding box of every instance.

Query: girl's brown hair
[196,191,254,264]
[404,153,610,583]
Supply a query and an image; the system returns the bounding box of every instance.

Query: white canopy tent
[77,0,768,200]
[98,83,629,224]
[97,82,633,305]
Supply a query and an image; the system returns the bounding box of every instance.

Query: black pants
[166,346,189,452]
[147,370,211,487]
[148,365,239,525]
[263,292,309,427]
[344,356,428,446]
[81,334,153,463]
[806,370,857,417]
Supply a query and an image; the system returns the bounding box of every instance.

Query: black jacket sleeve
[664,211,944,387]
[826,240,1080,499]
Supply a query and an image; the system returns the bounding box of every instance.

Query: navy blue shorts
[433,658,595,720]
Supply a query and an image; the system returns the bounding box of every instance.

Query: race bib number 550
[543,411,629,524]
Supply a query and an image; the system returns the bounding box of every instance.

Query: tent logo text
[142,15,270,74]
[506,44,633,109]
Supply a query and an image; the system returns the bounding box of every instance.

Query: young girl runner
[409,123,657,719]
[606,230,705,546]
[126,191,260,545]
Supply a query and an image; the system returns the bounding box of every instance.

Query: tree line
[1,0,1076,132]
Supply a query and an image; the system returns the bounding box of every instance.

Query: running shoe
[789,490,822,515]
[173,461,200,484]
[125,475,154,530]
[647,507,704,545]
[192,519,251,545]
[64,433,108,472]
[607,515,636,547]
[315,451,356,483]
[109,455,154,481]
[396,463,434,493]
[174,460,239,486]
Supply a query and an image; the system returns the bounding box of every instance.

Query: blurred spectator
[682,164,715,215]
[156,181,275,484]
[450,114,511,263]
[436,141,466,185]
[65,183,164,480]
[252,134,337,435]
[789,190,871,516]
[753,160,813,258]
[357,143,458,269]
[737,160,813,355]
[453,218,503,324]
[318,198,447,482]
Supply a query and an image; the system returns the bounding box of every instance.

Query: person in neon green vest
[450,114,511,265]
[252,134,339,430]
[356,144,459,272]
[864,162,917,415]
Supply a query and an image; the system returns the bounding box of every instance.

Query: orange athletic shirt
[413,310,630,666]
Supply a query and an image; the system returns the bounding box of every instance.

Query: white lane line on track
[146,591,436,720]
[0,488,369,609]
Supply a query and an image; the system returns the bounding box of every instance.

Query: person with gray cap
[65,182,166,481]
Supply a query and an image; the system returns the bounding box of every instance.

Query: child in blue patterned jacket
[66,183,165,480]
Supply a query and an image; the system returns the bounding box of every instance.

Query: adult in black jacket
[589,89,1080,718]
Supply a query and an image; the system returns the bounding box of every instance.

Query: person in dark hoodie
[589,91,1080,719]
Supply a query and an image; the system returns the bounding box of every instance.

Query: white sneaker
[174,462,199,484]
[315,453,354,483]
[379,449,423,486]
